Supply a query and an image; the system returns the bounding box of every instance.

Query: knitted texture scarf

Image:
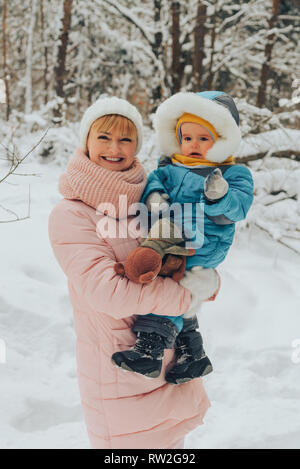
[59,147,147,218]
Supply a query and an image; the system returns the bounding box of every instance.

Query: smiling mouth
[102,157,123,162]
[189,152,201,156]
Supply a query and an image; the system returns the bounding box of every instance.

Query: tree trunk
[256,0,280,108]
[2,0,10,120]
[151,0,163,107]
[40,0,49,105]
[53,0,73,120]
[171,1,181,93]
[193,0,207,91]
[25,0,38,115]
[207,3,217,91]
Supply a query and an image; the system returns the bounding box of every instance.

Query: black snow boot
[111,316,179,379]
[165,317,213,385]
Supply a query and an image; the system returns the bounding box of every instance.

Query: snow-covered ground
[0,129,300,449]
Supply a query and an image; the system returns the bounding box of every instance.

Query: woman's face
[87,125,137,171]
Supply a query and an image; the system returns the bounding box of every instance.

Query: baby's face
[180,122,214,159]
[87,126,137,171]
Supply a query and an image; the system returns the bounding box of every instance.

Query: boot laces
[134,332,164,358]
[175,335,205,363]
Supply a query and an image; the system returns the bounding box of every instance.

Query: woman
[48,96,214,449]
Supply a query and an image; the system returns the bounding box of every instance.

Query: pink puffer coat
[48,149,210,449]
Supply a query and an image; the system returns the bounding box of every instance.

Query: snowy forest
[0,0,300,449]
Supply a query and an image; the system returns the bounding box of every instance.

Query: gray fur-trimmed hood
[154,91,241,163]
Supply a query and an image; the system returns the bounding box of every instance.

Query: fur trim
[154,92,241,163]
[79,97,143,153]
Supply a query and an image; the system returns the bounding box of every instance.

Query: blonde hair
[90,114,137,140]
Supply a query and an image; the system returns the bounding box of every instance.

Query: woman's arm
[48,200,191,320]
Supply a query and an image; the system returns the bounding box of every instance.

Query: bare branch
[10,172,42,177]
[0,130,47,223]
[0,128,49,185]
[235,150,300,164]
[254,222,300,256]
[0,186,31,223]
[100,0,154,47]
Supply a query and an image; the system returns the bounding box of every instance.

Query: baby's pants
[148,313,183,332]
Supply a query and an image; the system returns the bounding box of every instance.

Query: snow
[0,79,5,104]
[187,227,300,449]
[237,128,300,158]
[0,127,300,449]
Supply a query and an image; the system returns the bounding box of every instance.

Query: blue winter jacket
[141,159,254,269]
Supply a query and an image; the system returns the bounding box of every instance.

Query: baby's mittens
[204,168,229,202]
[145,191,170,214]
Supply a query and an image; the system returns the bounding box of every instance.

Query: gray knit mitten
[145,191,170,214]
[204,168,228,201]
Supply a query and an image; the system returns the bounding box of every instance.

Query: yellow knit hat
[176,113,219,144]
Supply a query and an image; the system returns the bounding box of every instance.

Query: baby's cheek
[180,142,189,155]
[203,141,213,156]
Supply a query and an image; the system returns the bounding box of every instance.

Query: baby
[112,91,254,384]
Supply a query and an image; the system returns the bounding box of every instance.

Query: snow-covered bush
[247,156,300,254]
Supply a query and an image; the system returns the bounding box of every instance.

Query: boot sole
[166,363,213,385]
[111,357,161,378]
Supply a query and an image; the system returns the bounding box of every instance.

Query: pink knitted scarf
[59,147,147,218]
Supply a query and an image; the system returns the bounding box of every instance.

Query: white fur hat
[79,96,143,153]
[154,91,241,163]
